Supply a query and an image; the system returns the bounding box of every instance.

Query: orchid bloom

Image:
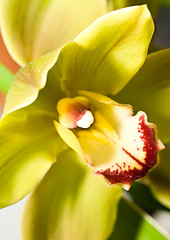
[0,5,166,240]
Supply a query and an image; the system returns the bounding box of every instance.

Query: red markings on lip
[122,147,144,167]
[116,163,122,170]
[96,167,150,186]
[138,114,159,168]
[96,114,160,188]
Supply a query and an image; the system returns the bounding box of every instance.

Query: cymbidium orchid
[0,4,169,240]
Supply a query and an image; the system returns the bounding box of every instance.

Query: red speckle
[116,163,122,169]
[139,114,159,168]
[96,166,150,186]
[137,148,139,151]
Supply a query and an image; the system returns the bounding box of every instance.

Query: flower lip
[57,96,94,129]
[95,113,164,190]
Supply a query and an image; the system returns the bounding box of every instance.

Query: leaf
[129,182,169,213]
[0,63,14,94]
[22,149,122,240]
[108,198,170,240]
[0,0,107,66]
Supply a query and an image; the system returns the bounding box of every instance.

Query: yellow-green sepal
[22,149,122,240]
[148,143,170,209]
[115,49,170,143]
[0,49,67,208]
[57,5,154,96]
[0,107,66,208]
[0,0,106,66]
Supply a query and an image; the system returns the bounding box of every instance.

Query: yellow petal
[57,5,154,96]
[22,149,122,240]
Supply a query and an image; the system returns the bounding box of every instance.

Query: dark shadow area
[154,6,170,48]
[108,198,143,240]
[129,182,169,214]
[108,198,169,240]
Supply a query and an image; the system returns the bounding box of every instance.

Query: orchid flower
[0,5,168,240]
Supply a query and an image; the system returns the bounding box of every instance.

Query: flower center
[57,96,94,129]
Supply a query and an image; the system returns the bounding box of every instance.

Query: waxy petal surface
[57,5,154,96]
[115,49,170,143]
[22,149,122,240]
[0,0,106,66]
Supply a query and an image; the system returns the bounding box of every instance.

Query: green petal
[0,0,106,66]
[115,49,170,143]
[0,107,66,208]
[57,5,154,96]
[148,143,170,209]
[22,149,122,240]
